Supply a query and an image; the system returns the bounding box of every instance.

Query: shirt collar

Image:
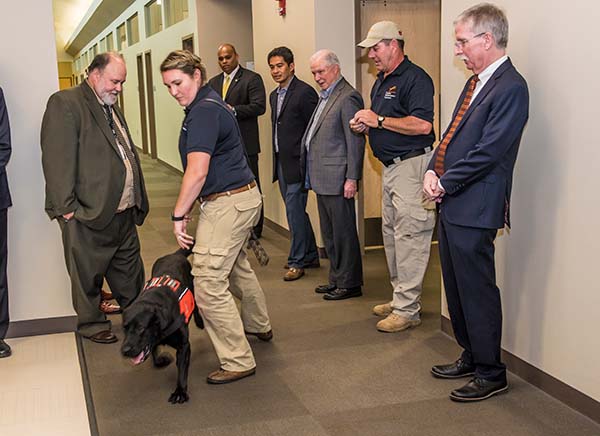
[320,76,342,99]
[477,55,508,84]
[184,85,212,115]
[377,56,412,81]
[277,75,295,94]
[223,64,240,80]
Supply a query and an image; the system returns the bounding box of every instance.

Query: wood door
[144,51,158,159]
[358,0,441,242]
[137,54,149,154]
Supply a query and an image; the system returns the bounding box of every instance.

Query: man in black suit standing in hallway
[208,44,266,237]
[0,87,12,358]
[267,46,320,282]
[424,3,529,402]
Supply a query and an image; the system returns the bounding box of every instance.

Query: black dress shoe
[88,330,118,344]
[245,329,273,342]
[315,283,337,294]
[0,339,12,358]
[323,287,362,300]
[431,358,475,379]
[450,377,508,402]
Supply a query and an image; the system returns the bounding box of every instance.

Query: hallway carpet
[80,155,600,436]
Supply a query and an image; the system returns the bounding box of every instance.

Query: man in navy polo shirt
[351,21,436,333]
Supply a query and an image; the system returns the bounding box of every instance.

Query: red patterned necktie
[434,75,479,176]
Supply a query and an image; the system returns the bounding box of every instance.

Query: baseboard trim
[6,315,77,338]
[441,315,600,424]
[264,218,327,259]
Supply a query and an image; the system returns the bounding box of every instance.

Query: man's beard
[101,92,118,106]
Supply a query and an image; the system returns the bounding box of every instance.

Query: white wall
[442,1,600,401]
[197,0,254,79]
[0,0,74,322]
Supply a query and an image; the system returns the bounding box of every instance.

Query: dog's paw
[168,388,189,404]
[153,353,173,368]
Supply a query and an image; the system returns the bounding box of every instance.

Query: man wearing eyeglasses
[423,3,529,402]
[351,21,436,333]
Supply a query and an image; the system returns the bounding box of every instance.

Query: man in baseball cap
[351,21,436,334]
[358,21,404,48]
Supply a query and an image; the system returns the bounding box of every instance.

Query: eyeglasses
[454,32,486,49]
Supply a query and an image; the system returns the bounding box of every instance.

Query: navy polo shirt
[179,85,254,197]
[368,56,435,163]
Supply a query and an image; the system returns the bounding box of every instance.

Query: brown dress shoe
[245,329,273,342]
[88,330,118,344]
[100,289,114,301]
[283,258,320,269]
[206,367,256,384]
[99,300,121,314]
[283,267,304,281]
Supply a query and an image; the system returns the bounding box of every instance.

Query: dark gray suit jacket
[208,67,266,156]
[0,88,11,210]
[301,78,365,196]
[41,82,149,230]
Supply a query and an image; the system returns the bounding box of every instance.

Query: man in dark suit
[302,49,365,301]
[208,44,266,237]
[41,52,149,344]
[0,87,12,358]
[423,3,529,402]
[267,46,319,281]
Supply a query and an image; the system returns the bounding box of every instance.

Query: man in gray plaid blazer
[301,49,365,301]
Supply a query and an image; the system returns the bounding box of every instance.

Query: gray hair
[310,49,340,68]
[455,3,509,49]
[86,52,124,76]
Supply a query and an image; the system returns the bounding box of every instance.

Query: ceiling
[53,0,135,59]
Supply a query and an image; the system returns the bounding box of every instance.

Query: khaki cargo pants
[382,151,436,321]
[192,186,271,371]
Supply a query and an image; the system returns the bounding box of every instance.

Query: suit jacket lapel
[310,79,346,137]
[225,67,243,99]
[453,59,514,135]
[277,76,297,118]
[81,82,122,157]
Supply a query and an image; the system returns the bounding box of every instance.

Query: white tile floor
[0,333,90,436]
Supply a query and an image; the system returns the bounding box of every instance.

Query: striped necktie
[104,104,142,208]
[434,75,479,176]
[222,75,231,99]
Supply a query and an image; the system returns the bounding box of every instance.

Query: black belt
[382,146,432,167]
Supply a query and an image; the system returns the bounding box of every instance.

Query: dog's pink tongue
[131,351,145,365]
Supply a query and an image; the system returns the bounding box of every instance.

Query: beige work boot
[372,302,393,317]
[376,313,421,333]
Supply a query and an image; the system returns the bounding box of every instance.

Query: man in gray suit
[41,52,149,344]
[302,49,365,301]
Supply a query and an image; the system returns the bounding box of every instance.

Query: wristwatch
[377,115,385,129]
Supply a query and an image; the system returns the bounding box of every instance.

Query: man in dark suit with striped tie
[41,53,149,344]
[424,3,529,402]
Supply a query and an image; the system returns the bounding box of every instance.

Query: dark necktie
[103,104,142,208]
[434,75,479,176]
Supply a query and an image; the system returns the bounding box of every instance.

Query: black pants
[0,208,8,339]
[316,194,363,289]
[58,208,145,337]
[247,154,264,237]
[438,217,506,381]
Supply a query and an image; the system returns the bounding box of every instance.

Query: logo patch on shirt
[384,85,397,100]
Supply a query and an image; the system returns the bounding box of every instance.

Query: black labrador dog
[121,248,203,404]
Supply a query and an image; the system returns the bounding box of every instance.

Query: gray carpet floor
[81,155,600,436]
